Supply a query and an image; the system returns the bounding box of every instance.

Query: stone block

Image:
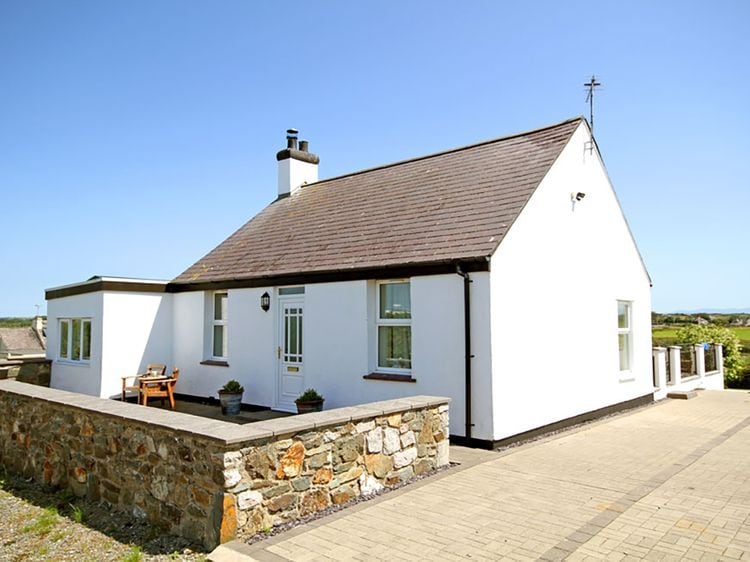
[261,482,291,499]
[223,468,242,489]
[414,458,435,475]
[365,453,393,479]
[383,427,400,455]
[276,441,305,479]
[266,492,297,513]
[291,476,311,492]
[393,447,418,469]
[338,465,364,484]
[300,489,330,516]
[387,413,402,428]
[298,431,322,449]
[366,427,383,453]
[436,440,449,467]
[385,466,414,486]
[400,430,415,448]
[306,451,330,469]
[336,434,364,463]
[223,451,242,467]
[417,415,435,444]
[359,473,384,496]
[312,467,332,484]
[237,490,263,511]
[356,420,376,434]
[244,448,276,480]
[331,484,357,505]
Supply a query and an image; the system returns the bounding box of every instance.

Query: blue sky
[1,1,748,316]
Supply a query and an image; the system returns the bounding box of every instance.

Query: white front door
[277,297,304,412]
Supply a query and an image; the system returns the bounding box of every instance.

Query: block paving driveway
[236,390,750,561]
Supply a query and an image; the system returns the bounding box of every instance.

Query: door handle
[277,346,281,359]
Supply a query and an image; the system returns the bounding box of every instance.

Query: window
[212,292,228,359]
[377,281,411,371]
[617,301,632,371]
[58,318,91,362]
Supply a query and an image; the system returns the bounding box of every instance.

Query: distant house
[45,117,654,448]
[0,317,46,359]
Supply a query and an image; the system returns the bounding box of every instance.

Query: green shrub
[220,380,244,393]
[675,324,743,383]
[297,388,323,402]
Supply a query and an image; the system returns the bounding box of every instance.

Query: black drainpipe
[456,265,474,442]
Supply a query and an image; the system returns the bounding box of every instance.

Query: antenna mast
[584,75,601,134]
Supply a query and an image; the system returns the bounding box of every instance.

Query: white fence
[652,343,724,400]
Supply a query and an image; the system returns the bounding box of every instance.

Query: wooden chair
[140,367,180,409]
[121,363,166,402]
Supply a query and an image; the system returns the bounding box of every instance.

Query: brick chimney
[32,315,46,349]
[276,128,319,197]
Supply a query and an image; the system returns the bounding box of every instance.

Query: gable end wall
[488,123,652,441]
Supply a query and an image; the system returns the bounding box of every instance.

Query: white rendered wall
[488,122,653,441]
[294,275,493,440]
[171,289,276,403]
[277,158,318,196]
[98,292,173,399]
[171,275,493,439]
[47,292,104,396]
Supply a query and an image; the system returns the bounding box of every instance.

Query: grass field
[652,325,750,384]
[652,326,750,346]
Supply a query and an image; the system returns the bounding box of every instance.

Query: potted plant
[295,388,324,414]
[218,379,244,415]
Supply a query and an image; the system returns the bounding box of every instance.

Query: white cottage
[46,117,653,448]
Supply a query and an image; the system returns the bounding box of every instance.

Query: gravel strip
[0,468,207,562]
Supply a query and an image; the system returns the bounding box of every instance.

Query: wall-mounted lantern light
[260,292,270,312]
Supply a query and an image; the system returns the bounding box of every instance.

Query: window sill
[55,360,91,367]
[200,360,229,367]
[363,372,416,383]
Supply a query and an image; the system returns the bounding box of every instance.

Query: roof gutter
[455,265,474,441]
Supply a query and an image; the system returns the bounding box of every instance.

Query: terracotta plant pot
[295,399,324,414]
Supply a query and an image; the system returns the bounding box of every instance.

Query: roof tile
[172,117,582,285]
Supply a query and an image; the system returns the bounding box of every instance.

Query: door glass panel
[290,315,297,355]
[283,305,303,363]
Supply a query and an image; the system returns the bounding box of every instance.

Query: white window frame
[617,301,632,372]
[58,318,91,363]
[211,291,228,360]
[376,280,412,374]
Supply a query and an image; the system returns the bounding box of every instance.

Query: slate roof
[0,327,45,354]
[172,117,584,287]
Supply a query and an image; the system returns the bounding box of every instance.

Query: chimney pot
[276,129,319,197]
[286,128,299,150]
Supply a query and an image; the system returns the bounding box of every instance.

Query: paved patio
[216,389,750,561]
[130,397,291,424]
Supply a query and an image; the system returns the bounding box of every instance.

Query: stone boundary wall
[0,357,51,386]
[0,380,449,549]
